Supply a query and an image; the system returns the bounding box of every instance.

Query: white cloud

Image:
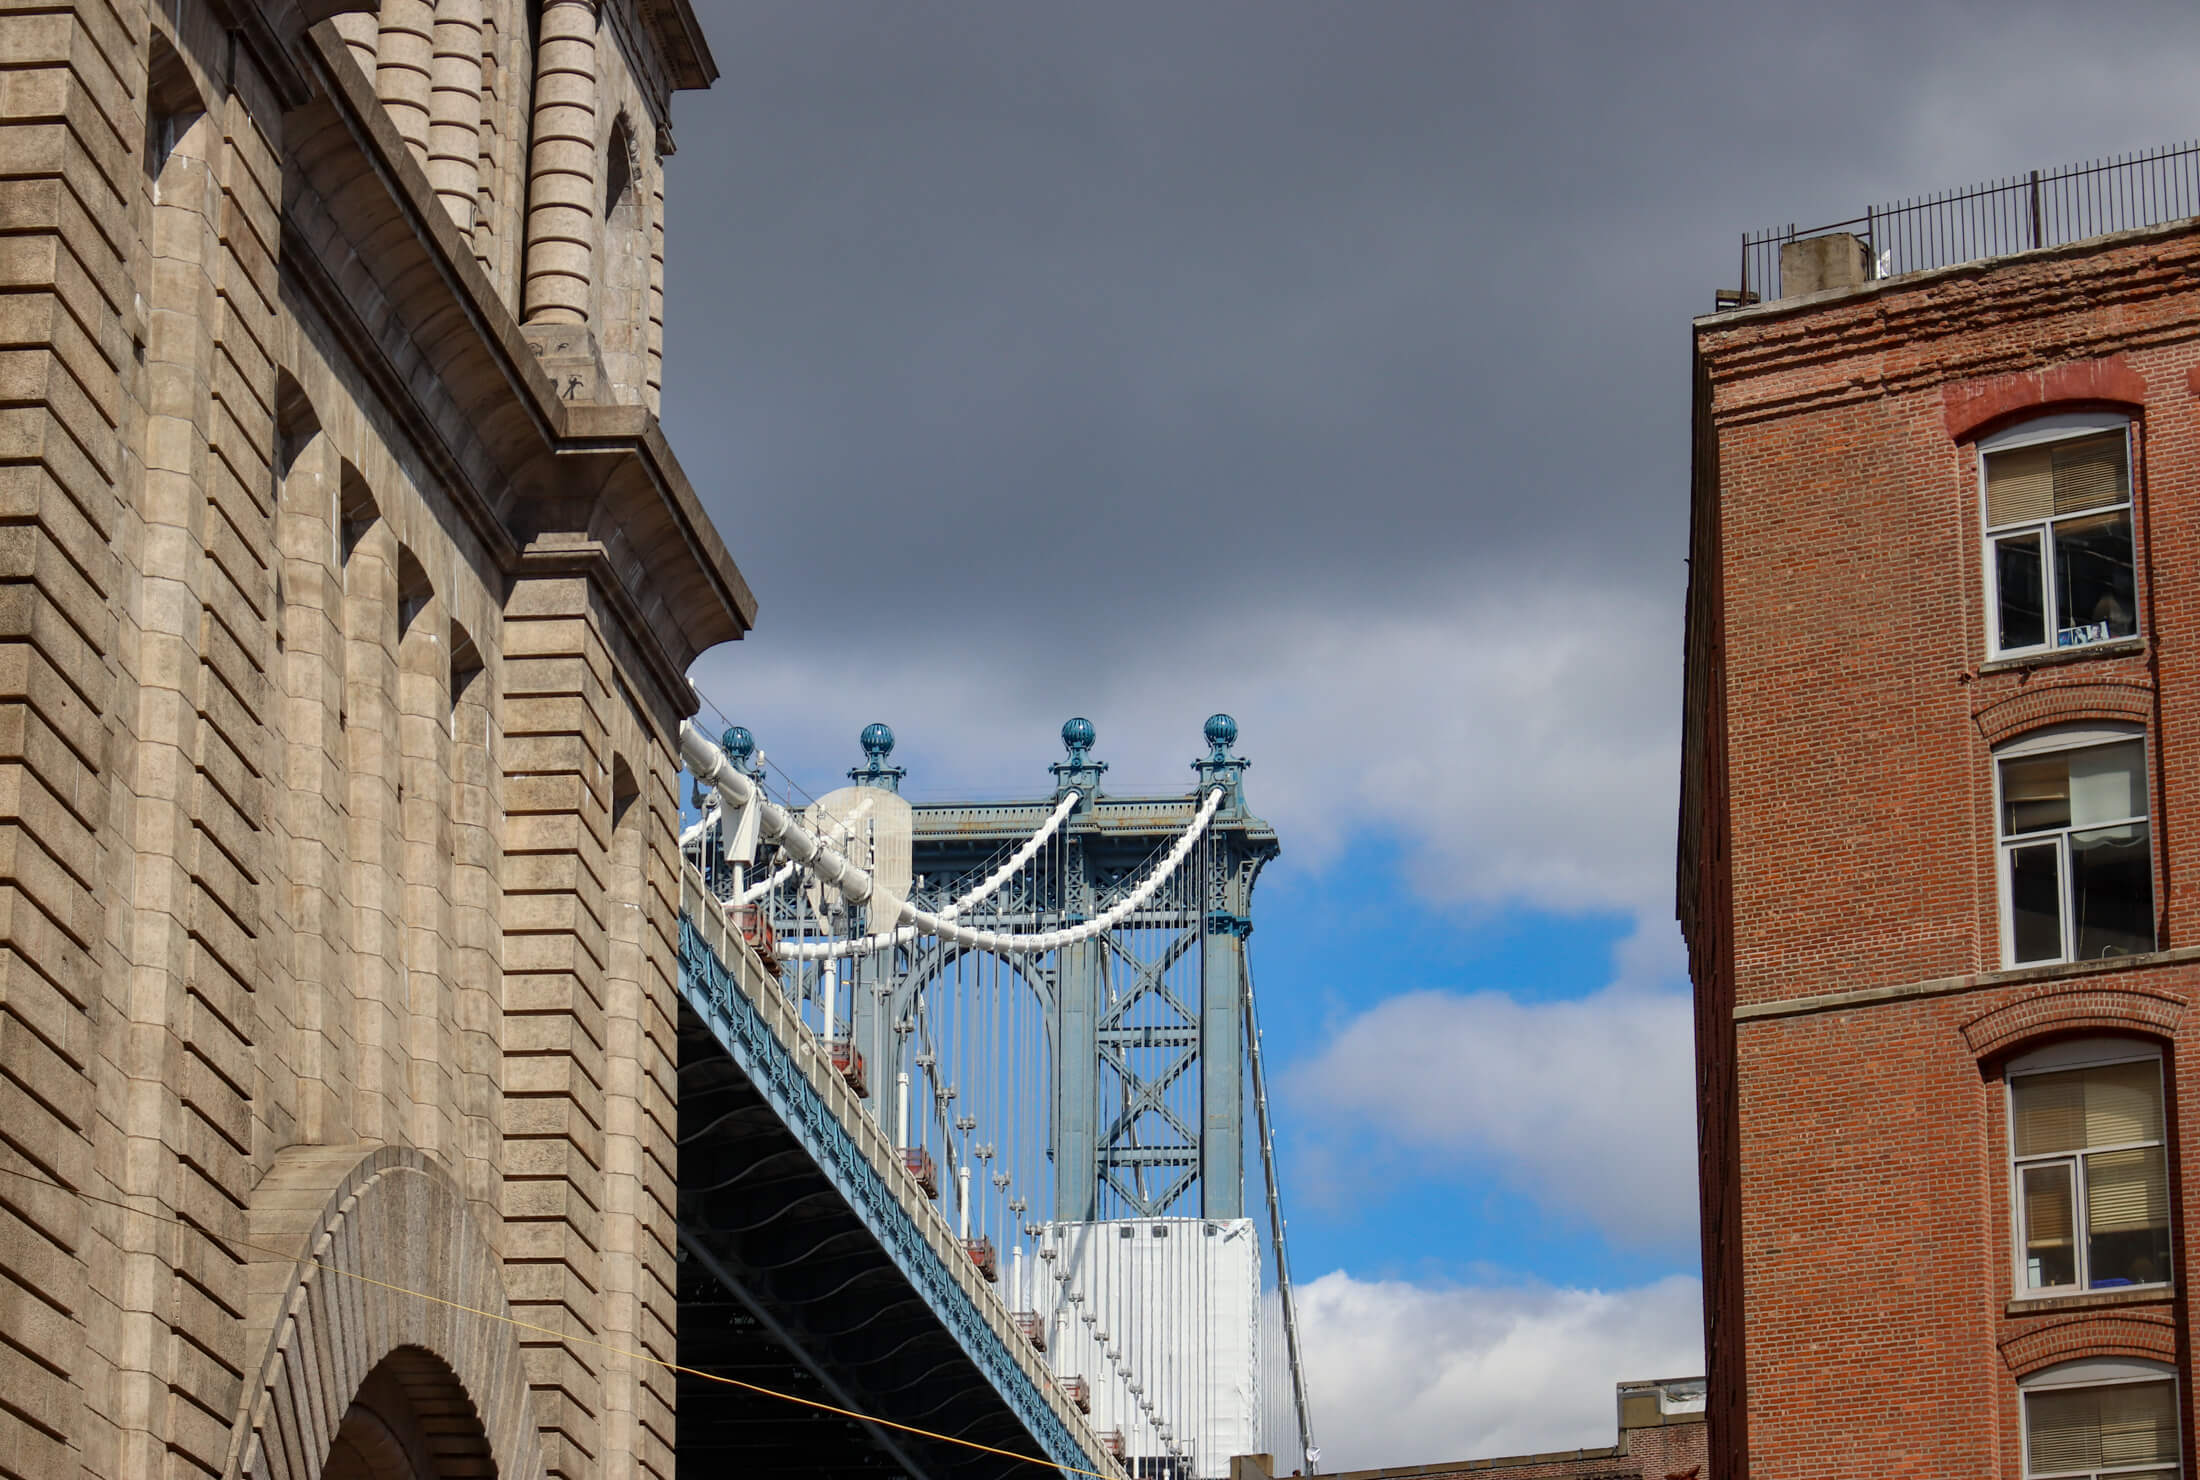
[1296,1269,1703,1472]
[690,576,1679,918]
[1291,960,1696,1247]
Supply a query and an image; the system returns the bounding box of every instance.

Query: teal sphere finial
[722,726,755,763]
[860,722,895,761]
[1062,717,1096,760]
[1203,713,1238,756]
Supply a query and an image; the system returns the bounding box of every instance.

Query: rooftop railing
[1724,140,2200,308]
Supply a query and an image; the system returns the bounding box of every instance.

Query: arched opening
[320,1345,495,1480]
[611,753,639,831]
[144,34,207,198]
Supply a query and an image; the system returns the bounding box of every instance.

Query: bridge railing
[680,863,1127,1478]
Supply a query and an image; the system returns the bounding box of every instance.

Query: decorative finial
[1203,713,1238,760]
[1051,717,1106,803]
[719,725,766,786]
[850,721,906,792]
[1193,712,1248,811]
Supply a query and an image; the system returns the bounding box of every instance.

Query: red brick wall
[1685,223,2200,1478]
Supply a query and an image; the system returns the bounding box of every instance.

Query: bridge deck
[677,867,1123,1480]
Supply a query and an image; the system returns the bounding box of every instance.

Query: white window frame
[1994,724,2154,969]
[1981,412,2139,660]
[2021,1357,2182,1479]
[2008,1038,2172,1301]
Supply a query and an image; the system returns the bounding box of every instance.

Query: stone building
[1685,200,2200,1471]
[0,2,748,1478]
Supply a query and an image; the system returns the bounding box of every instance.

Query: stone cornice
[286,21,753,717]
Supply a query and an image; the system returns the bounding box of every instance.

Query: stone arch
[225,1144,542,1480]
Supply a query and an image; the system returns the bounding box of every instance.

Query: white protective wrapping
[1044,1218,1262,1480]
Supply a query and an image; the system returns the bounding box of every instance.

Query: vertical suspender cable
[1244,947,1316,1474]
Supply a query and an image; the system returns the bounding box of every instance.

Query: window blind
[2023,1167,2074,1246]
[2014,1061,2162,1156]
[2085,1147,2169,1234]
[1987,431,2129,528]
[2027,1380,2178,1472]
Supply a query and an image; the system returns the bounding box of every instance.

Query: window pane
[2052,431,2131,516]
[2022,1161,2077,1290]
[2084,1060,2167,1146]
[2010,842,2064,963]
[1989,444,2057,526]
[2053,509,2137,646]
[2069,742,2146,828]
[2028,1386,2105,1472]
[2004,756,2073,836]
[2086,1146,2171,1288]
[2028,1381,2178,1476]
[1998,533,2048,650]
[2016,1062,2163,1157]
[2096,1378,2180,1466]
[2016,1072,2088,1157]
[2072,822,2155,961]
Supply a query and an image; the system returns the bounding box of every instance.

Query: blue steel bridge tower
[878,715,1279,1222]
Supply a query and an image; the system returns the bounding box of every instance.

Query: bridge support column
[1054,935,1100,1222]
[1200,923,1247,1219]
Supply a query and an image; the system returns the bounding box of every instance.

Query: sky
[661,3,2200,1467]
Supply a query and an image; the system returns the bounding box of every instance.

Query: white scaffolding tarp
[1044,1218,1261,1479]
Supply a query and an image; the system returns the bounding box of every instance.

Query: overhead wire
[0,1162,1115,1480]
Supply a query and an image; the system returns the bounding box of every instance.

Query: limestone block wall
[0,3,732,1479]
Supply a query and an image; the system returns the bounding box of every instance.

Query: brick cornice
[1999,1307,2177,1378]
[1961,981,2188,1059]
[1971,677,2154,747]
[1698,223,2200,428]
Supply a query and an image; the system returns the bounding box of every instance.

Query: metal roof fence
[1730,140,2200,307]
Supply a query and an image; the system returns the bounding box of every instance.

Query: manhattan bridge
[672,714,1317,1480]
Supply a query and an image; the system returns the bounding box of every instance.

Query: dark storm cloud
[663,0,2200,655]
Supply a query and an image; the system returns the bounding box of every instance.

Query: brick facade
[0,3,746,1478]
[1684,222,2200,1476]
[1321,1381,1707,1480]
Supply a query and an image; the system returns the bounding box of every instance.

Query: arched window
[2021,1357,2179,1478]
[2009,1037,2171,1298]
[1982,412,2138,658]
[1996,723,2154,966]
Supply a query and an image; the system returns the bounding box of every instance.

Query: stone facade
[1684,219,2200,1475]
[0,3,747,1478]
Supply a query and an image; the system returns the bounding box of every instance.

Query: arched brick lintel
[2000,1311,2177,1378]
[1973,681,2153,749]
[1943,355,2148,443]
[1962,983,2187,1061]
[222,1145,545,1480]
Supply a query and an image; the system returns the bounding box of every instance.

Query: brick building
[1319,1379,1707,1480]
[1683,196,2200,1474]
[0,3,748,1479]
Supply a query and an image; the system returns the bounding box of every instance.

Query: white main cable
[679,721,1224,958]
[781,788,1085,959]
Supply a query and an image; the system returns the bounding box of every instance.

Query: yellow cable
[0,1164,1111,1480]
